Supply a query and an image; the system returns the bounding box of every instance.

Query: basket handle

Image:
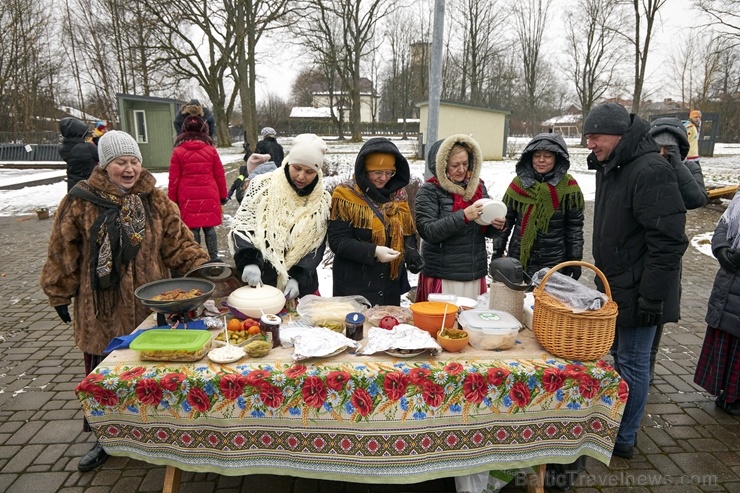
[535,261,612,301]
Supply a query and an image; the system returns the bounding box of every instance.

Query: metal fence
[0,131,60,145]
[0,144,62,161]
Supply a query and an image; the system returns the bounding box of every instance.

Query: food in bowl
[437,327,469,352]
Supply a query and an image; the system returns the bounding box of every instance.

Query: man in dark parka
[585,103,688,460]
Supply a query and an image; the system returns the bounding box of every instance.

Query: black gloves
[55,305,71,323]
[637,297,663,327]
[716,247,740,273]
[560,265,582,280]
[405,252,424,274]
[664,145,683,168]
[220,198,228,205]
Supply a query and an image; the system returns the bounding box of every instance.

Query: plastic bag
[455,469,519,493]
[532,269,608,313]
[363,305,414,327]
[296,295,371,327]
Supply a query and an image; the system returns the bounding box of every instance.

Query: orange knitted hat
[690,110,702,119]
[364,152,396,171]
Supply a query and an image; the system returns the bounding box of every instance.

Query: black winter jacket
[588,115,688,328]
[58,117,98,192]
[705,201,740,338]
[492,133,584,277]
[415,134,496,282]
[174,107,216,138]
[329,137,421,306]
[255,137,285,167]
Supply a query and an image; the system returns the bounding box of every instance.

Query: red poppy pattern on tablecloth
[75,357,627,423]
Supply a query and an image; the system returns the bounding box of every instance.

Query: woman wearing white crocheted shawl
[228,133,331,300]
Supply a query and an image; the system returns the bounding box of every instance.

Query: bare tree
[619,0,669,115]
[563,0,625,143]
[511,0,553,135]
[139,0,238,145]
[695,0,740,45]
[296,0,399,142]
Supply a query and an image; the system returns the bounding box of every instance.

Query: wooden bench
[707,185,738,200]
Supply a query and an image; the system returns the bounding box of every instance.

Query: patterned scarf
[502,174,583,270]
[330,182,416,280]
[69,182,146,313]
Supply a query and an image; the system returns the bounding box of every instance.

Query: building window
[134,110,148,143]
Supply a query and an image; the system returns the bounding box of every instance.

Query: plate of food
[384,348,426,358]
[207,344,246,364]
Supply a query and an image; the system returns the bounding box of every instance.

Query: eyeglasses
[368,170,396,178]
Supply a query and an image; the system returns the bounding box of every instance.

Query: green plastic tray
[130,329,211,352]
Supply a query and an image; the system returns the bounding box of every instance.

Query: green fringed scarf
[502,174,583,270]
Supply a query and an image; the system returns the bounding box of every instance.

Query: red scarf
[427,176,484,211]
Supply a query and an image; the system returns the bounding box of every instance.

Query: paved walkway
[0,199,738,493]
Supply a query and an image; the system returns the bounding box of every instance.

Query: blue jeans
[610,324,657,446]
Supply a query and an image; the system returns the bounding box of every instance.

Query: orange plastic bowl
[409,301,458,338]
[437,330,469,353]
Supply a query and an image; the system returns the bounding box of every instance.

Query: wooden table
[75,323,626,493]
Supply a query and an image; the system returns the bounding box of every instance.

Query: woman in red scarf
[414,134,505,302]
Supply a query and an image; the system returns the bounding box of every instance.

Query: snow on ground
[1,136,735,292]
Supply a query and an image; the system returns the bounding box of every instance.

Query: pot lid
[489,258,532,291]
[409,301,458,316]
[228,284,284,303]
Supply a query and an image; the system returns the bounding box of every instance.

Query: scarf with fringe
[503,174,583,270]
[330,182,416,280]
[229,169,330,290]
[68,181,146,315]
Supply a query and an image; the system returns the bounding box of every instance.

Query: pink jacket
[168,140,227,228]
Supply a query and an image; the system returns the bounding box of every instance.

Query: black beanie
[583,103,631,135]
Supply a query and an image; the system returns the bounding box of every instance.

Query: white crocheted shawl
[228,170,330,290]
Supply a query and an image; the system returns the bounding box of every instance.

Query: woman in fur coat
[40,131,211,472]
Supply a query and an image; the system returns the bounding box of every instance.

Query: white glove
[283,278,300,299]
[241,264,262,286]
[375,246,400,263]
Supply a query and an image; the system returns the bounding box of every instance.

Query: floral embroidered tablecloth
[75,327,627,483]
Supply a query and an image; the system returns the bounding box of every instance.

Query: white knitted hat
[98,131,142,168]
[285,133,327,172]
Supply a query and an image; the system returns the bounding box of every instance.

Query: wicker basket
[532,261,618,361]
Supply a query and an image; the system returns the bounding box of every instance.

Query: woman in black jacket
[414,134,505,302]
[329,138,422,306]
[492,133,585,278]
[58,117,98,192]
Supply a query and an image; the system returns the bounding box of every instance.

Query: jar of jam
[260,314,282,348]
[344,312,365,341]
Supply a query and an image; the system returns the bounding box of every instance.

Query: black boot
[204,227,219,260]
[78,441,109,472]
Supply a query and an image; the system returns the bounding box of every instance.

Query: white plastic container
[458,309,521,350]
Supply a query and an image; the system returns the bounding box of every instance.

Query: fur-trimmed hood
[426,134,483,201]
[516,133,571,188]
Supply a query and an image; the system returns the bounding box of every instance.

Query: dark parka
[705,202,740,338]
[588,115,688,328]
[492,133,584,276]
[649,117,708,210]
[255,136,285,167]
[58,117,98,192]
[415,134,496,281]
[328,137,421,306]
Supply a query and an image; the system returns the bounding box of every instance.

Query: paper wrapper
[357,324,442,356]
[291,326,360,361]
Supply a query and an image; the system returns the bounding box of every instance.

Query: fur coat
[40,167,210,354]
